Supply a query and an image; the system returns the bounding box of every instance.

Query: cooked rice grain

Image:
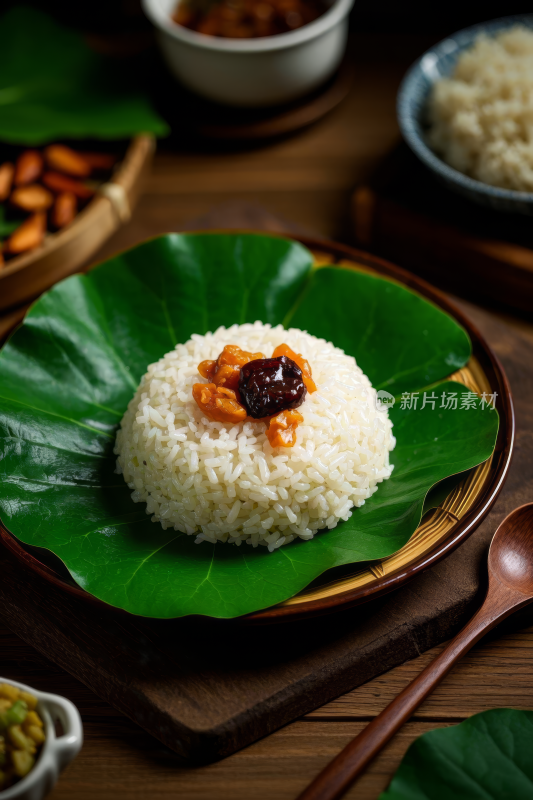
[115,323,395,550]
[428,26,533,192]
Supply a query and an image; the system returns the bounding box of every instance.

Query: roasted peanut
[14,150,43,186]
[44,144,91,178]
[6,212,46,254]
[0,162,14,201]
[51,191,77,228]
[10,184,54,212]
[78,151,117,170]
[42,171,94,199]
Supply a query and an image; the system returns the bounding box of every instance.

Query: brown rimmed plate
[0,236,514,623]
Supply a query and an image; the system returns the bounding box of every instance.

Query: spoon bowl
[489,504,533,594]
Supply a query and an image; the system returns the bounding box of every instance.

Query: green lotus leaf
[380,709,533,800]
[0,207,22,240]
[0,6,168,144]
[0,233,498,618]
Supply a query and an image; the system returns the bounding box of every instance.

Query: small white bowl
[0,678,83,800]
[142,0,355,107]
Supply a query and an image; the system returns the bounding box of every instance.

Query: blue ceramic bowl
[397,14,533,216]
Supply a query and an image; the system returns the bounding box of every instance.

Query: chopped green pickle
[7,701,28,725]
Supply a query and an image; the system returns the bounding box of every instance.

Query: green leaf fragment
[0,6,169,144]
[289,266,471,396]
[0,206,23,240]
[380,709,533,800]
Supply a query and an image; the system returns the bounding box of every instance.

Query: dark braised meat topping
[238,355,307,418]
[172,0,328,40]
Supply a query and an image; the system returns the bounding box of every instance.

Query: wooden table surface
[2,31,533,800]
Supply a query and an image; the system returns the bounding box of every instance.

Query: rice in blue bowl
[397,14,533,215]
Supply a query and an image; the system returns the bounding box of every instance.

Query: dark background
[13,0,533,35]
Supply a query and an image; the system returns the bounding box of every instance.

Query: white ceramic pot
[0,679,83,800]
[142,0,355,107]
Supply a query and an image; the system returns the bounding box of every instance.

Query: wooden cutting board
[0,208,532,766]
[351,145,533,314]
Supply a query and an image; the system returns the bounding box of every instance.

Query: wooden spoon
[297,502,533,800]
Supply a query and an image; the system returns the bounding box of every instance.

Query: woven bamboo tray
[0,135,155,313]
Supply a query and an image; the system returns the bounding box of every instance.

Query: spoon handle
[296,583,532,800]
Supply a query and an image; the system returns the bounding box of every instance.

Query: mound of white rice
[428,26,533,191]
[115,323,395,551]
